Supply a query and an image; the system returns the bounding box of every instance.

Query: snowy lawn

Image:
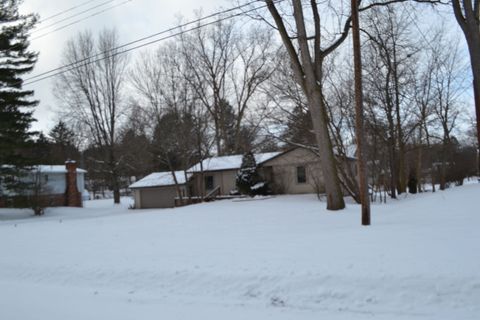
[0,184,479,319]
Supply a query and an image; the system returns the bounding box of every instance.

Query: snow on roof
[188,152,282,172]
[1,165,87,173]
[129,171,190,189]
[35,165,87,174]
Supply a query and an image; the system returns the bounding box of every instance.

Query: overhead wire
[37,0,100,24]
[24,0,274,85]
[33,0,120,34]
[31,0,133,41]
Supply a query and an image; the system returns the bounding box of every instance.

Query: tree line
[1,0,479,215]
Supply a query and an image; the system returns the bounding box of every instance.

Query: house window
[204,175,214,190]
[296,166,307,184]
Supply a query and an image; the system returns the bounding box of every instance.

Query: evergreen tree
[48,120,80,163]
[31,132,51,164]
[49,121,75,146]
[0,0,38,195]
[236,151,269,196]
[282,104,315,146]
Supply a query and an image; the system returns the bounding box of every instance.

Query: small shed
[129,171,189,209]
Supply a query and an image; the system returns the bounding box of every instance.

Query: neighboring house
[0,161,86,208]
[128,147,357,209]
[129,171,190,209]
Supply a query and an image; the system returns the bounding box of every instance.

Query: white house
[31,165,86,194]
[0,161,87,208]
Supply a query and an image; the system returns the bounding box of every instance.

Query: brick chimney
[65,160,82,207]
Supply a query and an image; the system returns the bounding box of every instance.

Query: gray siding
[134,185,187,209]
[140,187,177,208]
[190,170,238,196]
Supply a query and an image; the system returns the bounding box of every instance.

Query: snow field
[0,184,479,319]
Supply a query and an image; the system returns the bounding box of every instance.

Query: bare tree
[363,5,417,198]
[179,18,236,156]
[55,29,128,204]
[412,40,437,192]
[264,0,348,210]
[117,104,153,182]
[229,26,276,153]
[178,18,274,156]
[131,41,212,200]
[429,36,467,190]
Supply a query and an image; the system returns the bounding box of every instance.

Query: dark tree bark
[452,0,480,174]
[351,0,371,225]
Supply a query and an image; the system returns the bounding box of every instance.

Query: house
[187,152,282,197]
[129,171,190,209]
[129,147,357,209]
[260,148,328,194]
[0,161,86,208]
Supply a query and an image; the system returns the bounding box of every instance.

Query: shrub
[236,152,269,196]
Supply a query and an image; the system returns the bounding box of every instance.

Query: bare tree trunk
[425,133,436,192]
[351,0,371,225]
[170,166,183,206]
[111,159,120,204]
[392,46,406,194]
[388,135,398,198]
[416,130,424,192]
[266,0,346,210]
[440,140,448,190]
[452,0,480,175]
[308,86,346,210]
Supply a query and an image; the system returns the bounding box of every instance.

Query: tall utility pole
[351,0,371,225]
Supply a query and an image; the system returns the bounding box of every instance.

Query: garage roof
[129,171,190,189]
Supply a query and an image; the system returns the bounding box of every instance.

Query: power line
[31,0,133,41]
[37,0,100,24]
[25,2,273,86]
[402,5,437,52]
[33,0,120,34]
[24,0,270,84]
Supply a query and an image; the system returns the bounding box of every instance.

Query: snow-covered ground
[1,183,479,319]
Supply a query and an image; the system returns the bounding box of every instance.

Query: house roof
[187,152,282,173]
[129,171,190,189]
[1,165,87,173]
[35,165,87,174]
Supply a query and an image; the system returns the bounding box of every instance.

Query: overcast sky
[19,0,474,135]
[20,0,227,133]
